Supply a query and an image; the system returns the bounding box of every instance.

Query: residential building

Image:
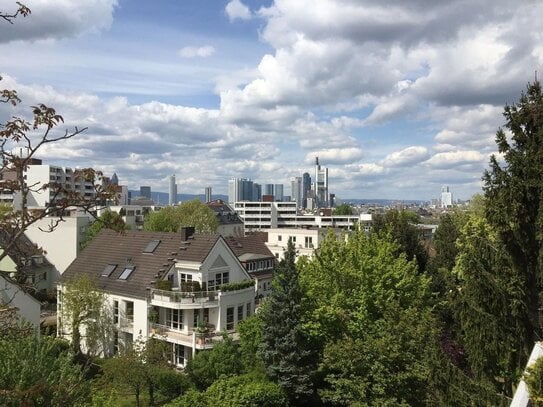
[224,233,276,303]
[169,175,177,206]
[106,204,161,231]
[265,228,324,260]
[205,200,244,237]
[233,201,371,231]
[59,228,255,367]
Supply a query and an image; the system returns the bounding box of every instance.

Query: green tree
[259,239,316,405]
[144,199,218,233]
[300,229,437,405]
[238,314,265,373]
[372,209,428,272]
[0,332,90,406]
[60,274,112,355]
[205,373,288,407]
[483,80,543,359]
[185,334,243,390]
[453,216,526,396]
[83,210,127,247]
[332,203,353,215]
[525,356,543,406]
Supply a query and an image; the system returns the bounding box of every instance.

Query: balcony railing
[150,289,219,305]
[119,316,134,332]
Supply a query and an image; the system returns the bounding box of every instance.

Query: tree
[60,274,112,355]
[259,239,316,405]
[100,338,173,407]
[185,334,243,390]
[524,356,543,406]
[83,210,127,247]
[371,209,428,272]
[332,203,352,215]
[483,80,543,360]
[144,199,218,233]
[237,314,265,373]
[452,216,526,396]
[0,331,90,406]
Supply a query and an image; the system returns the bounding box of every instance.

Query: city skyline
[1,0,542,200]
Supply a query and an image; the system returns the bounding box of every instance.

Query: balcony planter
[155,280,172,291]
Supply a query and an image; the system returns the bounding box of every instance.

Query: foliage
[452,216,526,395]
[238,314,265,372]
[371,209,428,272]
[219,279,255,292]
[525,356,543,406]
[83,210,128,248]
[99,338,173,407]
[483,80,543,356]
[205,373,289,407]
[260,239,316,405]
[144,199,218,233]
[166,388,207,407]
[185,334,243,390]
[60,274,112,356]
[300,229,437,405]
[332,203,353,215]
[0,331,90,406]
[155,279,173,291]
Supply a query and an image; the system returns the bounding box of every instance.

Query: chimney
[180,226,195,241]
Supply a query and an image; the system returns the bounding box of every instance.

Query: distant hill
[341,198,428,206]
[129,191,228,205]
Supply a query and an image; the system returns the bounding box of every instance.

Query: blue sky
[1,0,542,200]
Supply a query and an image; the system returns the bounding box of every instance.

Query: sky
[1,0,542,201]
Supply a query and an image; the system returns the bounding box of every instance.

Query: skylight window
[101,264,117,277]
[118,266,135,280]
[143,239,161,254]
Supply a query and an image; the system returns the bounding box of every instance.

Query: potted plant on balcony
[194,322,211,345]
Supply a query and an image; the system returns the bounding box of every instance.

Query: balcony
[119,316,134,333]
[149,322,238,349]
[150,289,219,309]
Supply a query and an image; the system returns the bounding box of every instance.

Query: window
[118,266,134,280]
[246,302,252,317]
[291,236,296,243]
[168,309,183,330]
[304,236,313,248]
[173,343,185,367]
[278,235,282,241]
[193,309,199,328]
[237,305,244,323]
[226,307,234,330]
[180,273,193,282]
[209,272,229,290]
[113,300,119,324]
[125,301,134,321]
[143,239,161,253]
[113,331,119,355]
[101,264,117,277]
[203,308,209,324]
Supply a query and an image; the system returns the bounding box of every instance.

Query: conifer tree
[259,239,315,405]
[483,80,543,357]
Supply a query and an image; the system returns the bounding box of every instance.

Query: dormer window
[143,239,161,254]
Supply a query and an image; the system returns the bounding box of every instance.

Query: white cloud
[178,45,216,58]
[382,146,429,167]
[423,150,485,169]
[225,0,251,21]
[304,148,363,165]
[0,0,118,43]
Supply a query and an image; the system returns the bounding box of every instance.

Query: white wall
[0,275,41,327]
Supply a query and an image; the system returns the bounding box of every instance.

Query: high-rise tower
[314,157,329,208]
[290,176,302,207]
[169,174,177,205]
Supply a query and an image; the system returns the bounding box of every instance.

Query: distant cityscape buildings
[205,186,212,203]
[440,185,453,208]
[140,186,151,200]
[169,174,177,205]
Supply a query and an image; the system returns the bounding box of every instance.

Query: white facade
[290,177,302,207]
[314,157,329,208]
[24,164,98,208]
[266,228,323,260]
[0,274,41,327]
[25,213,91,277]
[234,201,372,231]
[440,185,453,208]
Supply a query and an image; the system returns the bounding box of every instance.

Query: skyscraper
[314,157,329,208]
[440,185,453,208]
[205,186,212,203]
[274,184,284,202]
[290,176,302,207]
[302,172,311,208]
[140,186,151,199]
[228,178,255,203]
[169,174,177,205]
[264,184,274,196]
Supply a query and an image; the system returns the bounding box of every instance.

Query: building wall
[1,274,41,327]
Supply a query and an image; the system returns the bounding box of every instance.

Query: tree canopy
[144,199,218,233]
[83,210,127,247]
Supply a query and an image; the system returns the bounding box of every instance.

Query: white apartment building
[233,201,372,231]
[59,228,255,368]
[265,228,323,260]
